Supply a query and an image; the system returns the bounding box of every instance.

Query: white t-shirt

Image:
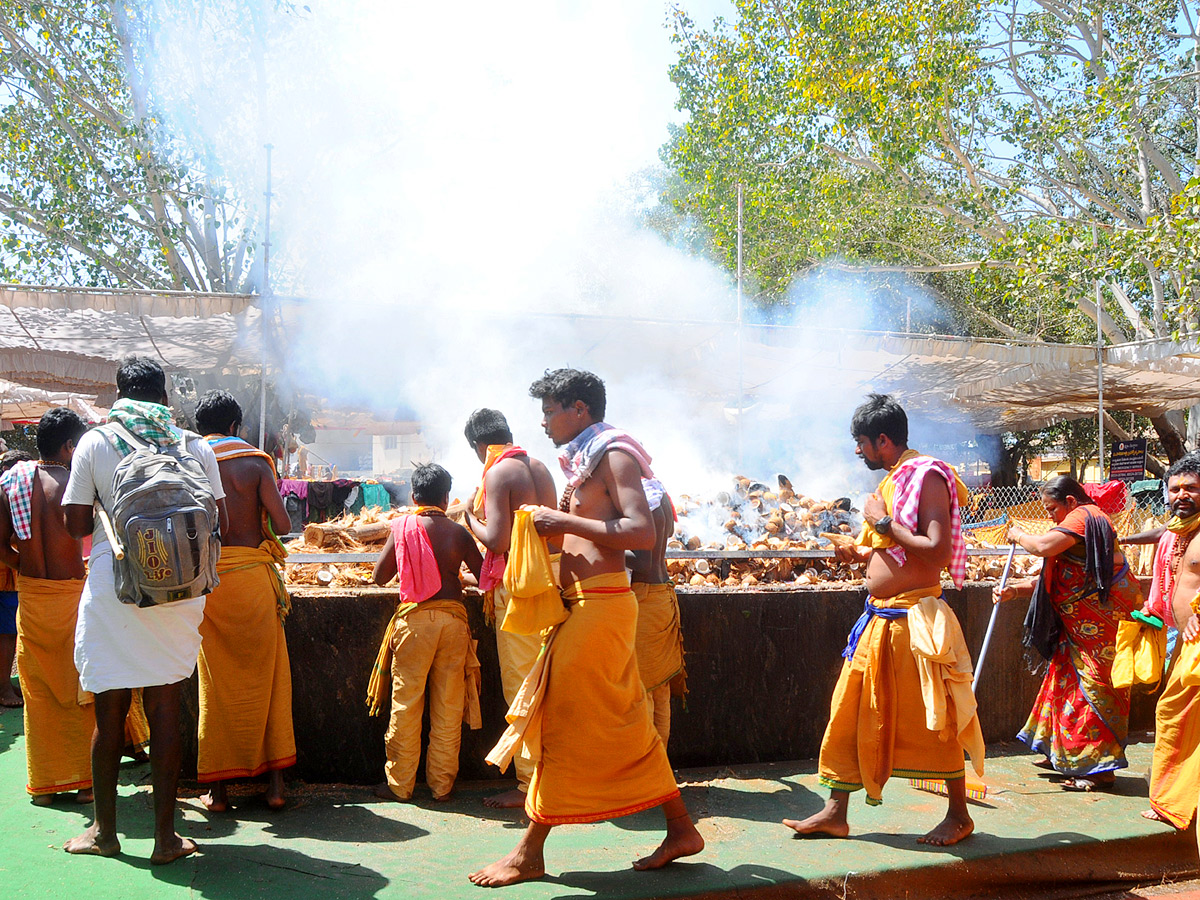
[63,425,226,553]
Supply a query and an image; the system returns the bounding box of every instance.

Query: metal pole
[736,181,744,469]
[1094,224,1104,480]
[259,143,273,450]
[973,541,1017,692]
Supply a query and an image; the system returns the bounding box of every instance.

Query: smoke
[136,0,985,500]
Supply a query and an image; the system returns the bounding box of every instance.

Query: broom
[906,542,1017,803]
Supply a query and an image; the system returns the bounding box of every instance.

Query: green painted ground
[0,700,1191,900]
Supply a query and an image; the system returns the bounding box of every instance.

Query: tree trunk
[1151,413,1188,463]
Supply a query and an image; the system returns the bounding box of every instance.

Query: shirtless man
[627,492,686,746]
[784,393,981,847]
[1140,454,1200,829]
[462,408,558,808]
[372,464,483,803]
[469,368,703,888]
[195,390,295,813]
[0,409,91,804]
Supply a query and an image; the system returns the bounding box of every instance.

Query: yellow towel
[1112,620,1167,689]
[500,509,567,636]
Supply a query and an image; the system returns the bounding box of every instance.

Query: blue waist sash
[842,598,910,660]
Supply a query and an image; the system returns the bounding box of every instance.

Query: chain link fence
[961,481,1166,575]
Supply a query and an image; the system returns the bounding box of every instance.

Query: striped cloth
[106,399,179,454]
[0,460,37,540]
[558,422,665,510]
[888,455,969,589]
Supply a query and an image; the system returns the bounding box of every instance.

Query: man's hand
[862,492,886,525]
[1183,612,1200,643]
[528,505,569,537]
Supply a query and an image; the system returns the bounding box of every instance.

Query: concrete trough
[177,581,1160,785]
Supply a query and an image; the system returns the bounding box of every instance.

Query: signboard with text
[1109,439,1147,483]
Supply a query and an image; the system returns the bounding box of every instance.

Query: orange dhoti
[818,589,985,804]
[197,546,296,782]
[489,572,679,825]
[631,581,686,746]
[1149,635,1200,829]
[493,584,543,792]
[15,574,94,796]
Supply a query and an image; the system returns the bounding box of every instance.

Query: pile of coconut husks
[281,479,1043,591]
[666,474,1042,588]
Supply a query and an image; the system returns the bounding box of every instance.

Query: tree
[0,1,265,291]
[664,0,1200,458]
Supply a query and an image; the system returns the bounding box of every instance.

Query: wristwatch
[874,515,893,534]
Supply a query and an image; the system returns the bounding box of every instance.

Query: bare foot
[0,690,23,708]
[372,782,409,802]
[432,791,455,803]
[1033,759,1056,770]
[483,788,526,809]
[200,787,228,813]
[32,793,55,807]
[783,802,850,838]
[917,813,974,846]
[150,834,197,866]
[1142,808,1173,824]
[265,774,286,811]
[75,789,94,805]
[468,849,546,887]
[64,824,120,857]
[632,824,705,870]
[1062,774,1115,792]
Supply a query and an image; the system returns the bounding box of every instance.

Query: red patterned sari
[1017,506,1142,776]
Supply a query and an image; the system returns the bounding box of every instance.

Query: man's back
[215,455,289,549]
[422,515,477,601]
[479,455,558,552]
[21,468,85,580]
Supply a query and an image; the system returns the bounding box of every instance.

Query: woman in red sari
[993,475,1142,790]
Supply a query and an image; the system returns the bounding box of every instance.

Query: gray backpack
[102,423,221,607]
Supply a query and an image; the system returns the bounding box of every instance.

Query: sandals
[1060,776,1115,792]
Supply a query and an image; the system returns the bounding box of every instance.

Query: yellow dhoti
[493,584,543,792]
[15,575,93,796]
[197,545,296,782]
[818,589,984,805]
[489,572,679,825]
[1149,635,1200,828]
[632,581,685,745]
[383,601,477,800]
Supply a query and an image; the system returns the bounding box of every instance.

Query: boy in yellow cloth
[370,463,483,802]
[785,394,983,847]
[629,492,685,745]
[471,369,703,888]
[0,409,94,805]
[1139,455,1200,835]
[462,409,560,808]
[196,391,296,813]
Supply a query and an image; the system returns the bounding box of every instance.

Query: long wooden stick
[972,541,1017,693]
[96,508,125,560]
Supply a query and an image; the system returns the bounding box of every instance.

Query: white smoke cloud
[137,0,980,501]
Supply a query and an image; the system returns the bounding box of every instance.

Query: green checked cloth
[106,399,181,453]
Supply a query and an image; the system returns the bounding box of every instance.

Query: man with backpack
[62,357,227,865]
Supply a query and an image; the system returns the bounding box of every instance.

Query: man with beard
[784,393,984,846]
[469,368,703,887]
[1140,452,1200,832]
